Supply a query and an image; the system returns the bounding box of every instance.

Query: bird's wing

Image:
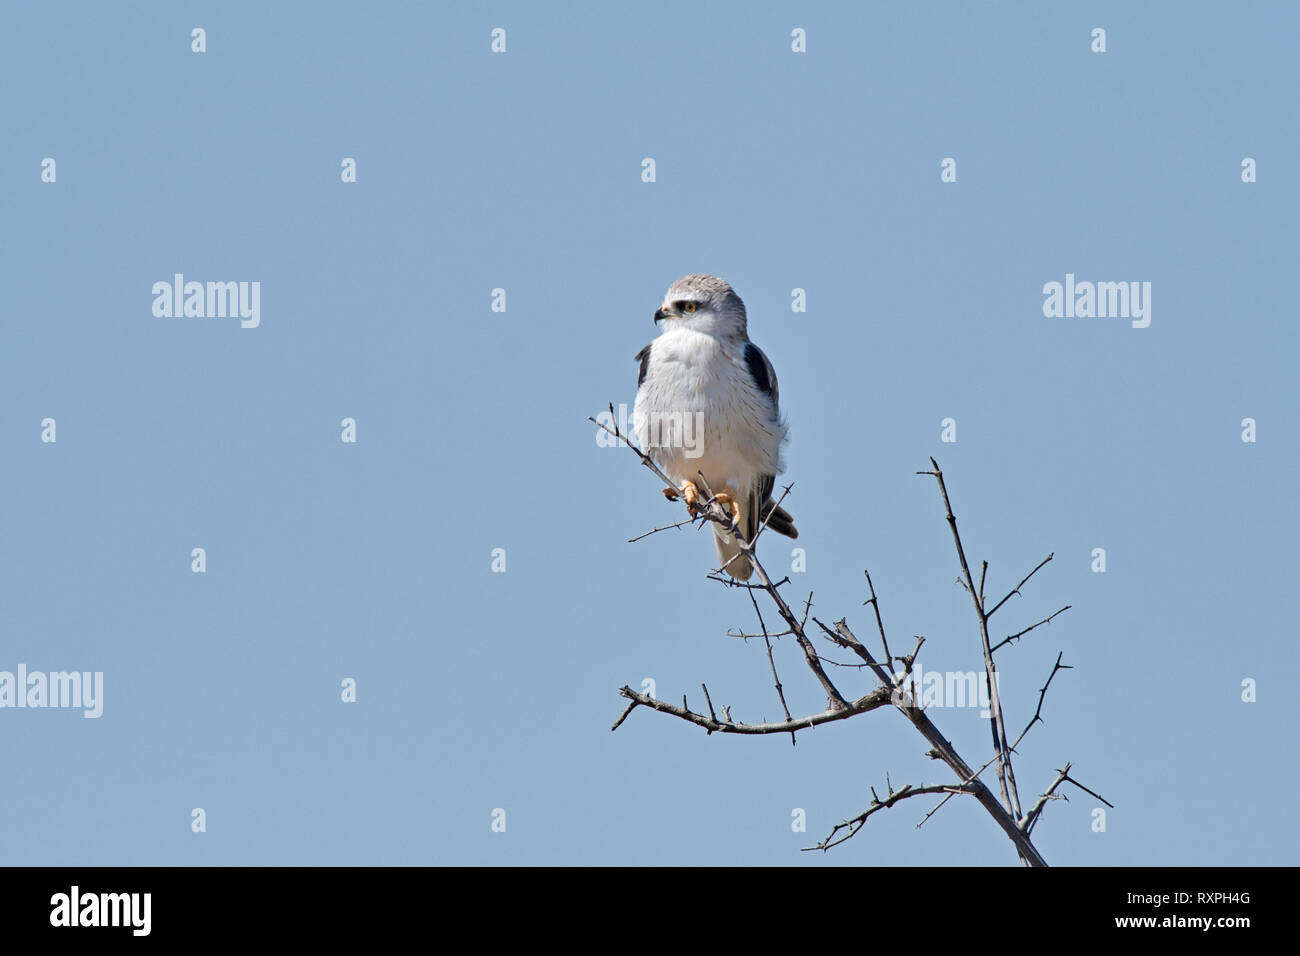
[635,343,652,387]
[740,342,796,540]
[742,341,779,413]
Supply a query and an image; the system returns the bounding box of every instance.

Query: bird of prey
[632,274,797,580]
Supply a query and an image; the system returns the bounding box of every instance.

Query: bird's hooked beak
[654,305,679,324]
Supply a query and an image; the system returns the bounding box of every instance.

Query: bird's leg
[712,492,742,532]
[670,480,702,516]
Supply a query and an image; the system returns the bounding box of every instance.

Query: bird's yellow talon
[680,480,703,516]
[713,492,741,523]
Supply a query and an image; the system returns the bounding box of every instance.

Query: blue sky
[1,1,1296,866]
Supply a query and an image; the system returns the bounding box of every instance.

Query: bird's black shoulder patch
[743,343,773,398]
[635,344,652,386]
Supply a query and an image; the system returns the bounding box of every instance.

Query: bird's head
[654,274,748,339]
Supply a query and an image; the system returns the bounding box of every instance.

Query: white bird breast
[633,327,786,495]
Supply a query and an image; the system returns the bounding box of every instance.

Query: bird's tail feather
[761,499,798,539]
[712,489,798,581]
[712,525,754,582]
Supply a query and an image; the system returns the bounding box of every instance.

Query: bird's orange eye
[683,302,697,313]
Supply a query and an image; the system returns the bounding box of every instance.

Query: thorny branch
[917,459,1025,837]
[595,412,1109,865]
[809,779,977,851]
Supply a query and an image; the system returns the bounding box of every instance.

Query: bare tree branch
[1022,763,1114,835]
[611,683,892,736]
[748,587,795,743]
[861,571,894,672]
[918,653,1090,834]
[992,605,1071,653]
[806,781,976,851]
[986,552,1055,620]
[819,618,1050,866]
[917,458,1024,825]
[1022,765,1071,835]
[627,516,701,543]
[1010,652,1073,751]
[599,410,1104,865]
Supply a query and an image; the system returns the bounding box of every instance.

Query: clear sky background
[2,2,1296,866]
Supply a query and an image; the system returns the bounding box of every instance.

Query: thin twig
[611,684,891,736]
[986,553,1055,620]
[727,628,795,640]
[701,683,718,723]
[806,782,975,851]
[1021,766,1071,835]
[1022,763,1114,835]
[862,571,893,671]
[627,516,700,543]
[992,605,1071,653]
[749,588,795,739]
[917,458,1023,824]
[1010,652,1073,751]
